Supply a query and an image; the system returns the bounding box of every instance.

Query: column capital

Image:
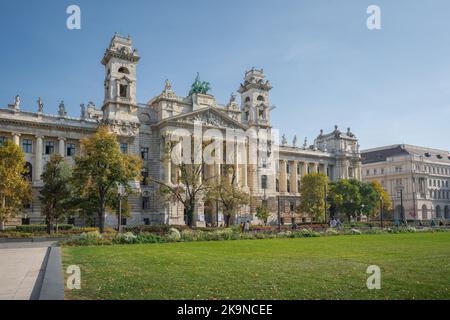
[58,137,66,141]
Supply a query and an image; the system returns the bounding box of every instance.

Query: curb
[35,245,65,300]
[0,237,68,243]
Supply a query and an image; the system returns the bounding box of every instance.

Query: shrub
[166,228,181,242]
[15,224,74,233]
[346,228,362,235]
[325,228,338,236]
[115,232,138,244]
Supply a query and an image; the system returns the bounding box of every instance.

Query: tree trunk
[186,206,194,227]
[98,193,105,233]
[224,214,231,228]
[0,221,4,231]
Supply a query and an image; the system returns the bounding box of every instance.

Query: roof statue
[189,72,211,96]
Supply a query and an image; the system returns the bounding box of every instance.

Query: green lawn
[62,232,450,300]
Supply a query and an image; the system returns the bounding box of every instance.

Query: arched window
[118,67,130,74]
[245,97,250,103]
[257,95,265,101]
[444,206,450,219]
[436,205,442,218]
[422,205,428,220]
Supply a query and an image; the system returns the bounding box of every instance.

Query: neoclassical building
[362,144,450,221]
[0,34,361,227]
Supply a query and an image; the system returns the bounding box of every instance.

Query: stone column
[243,164,248,188]
[165,159,171,185]
[12,133,20,146]
[35,136,43,182]
[302,162,308,176]
[279,160,287,193]
[291,161,298,193]
[58,137,65,157]
[313,162,319,174]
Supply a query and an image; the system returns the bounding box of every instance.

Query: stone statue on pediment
[58,101,67,117]
[293,135,297,147]
[13,95,20,111]
[37,97,43,113]
[281,134,287,146]
[80,104,86,119]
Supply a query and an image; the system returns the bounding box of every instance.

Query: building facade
[361,144,450,221]
[0,34,362,227]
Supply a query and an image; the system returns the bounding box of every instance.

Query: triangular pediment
[160,107,247,130]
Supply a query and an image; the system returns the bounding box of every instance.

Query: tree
[298,173,328,223]
[157,162,209,227]
[370,180,392,214]
[0,141,32,230]
[255,205,270,225]
[206,165,250,227]
[329,179,381,222]
[39,154,74,233]
[329,179,360,221]
[73,126,142,233]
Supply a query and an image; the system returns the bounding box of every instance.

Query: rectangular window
[286,163,290,174]
[142,197,150,210]
[45,141,54,155]
[0,136,6,145]
[261,175,267,189]
[22,139,32,153]
[141,147,149,160]
[67,143,76,157]
[120,143,128,154]
[119,84,128,98]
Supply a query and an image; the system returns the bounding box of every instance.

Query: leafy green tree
[0,141,32,230]
[39,154,74,233]
[329,179,381,221]
[206,165,250,227]
[329,179,361,221]
[73,126,142,233]
[255,205,270,225]
[370,180,393,214]
[298,173,328,222]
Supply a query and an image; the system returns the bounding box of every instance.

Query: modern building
[361,144,450,221]
[0,34,362,227]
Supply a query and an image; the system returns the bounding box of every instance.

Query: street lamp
[118,184,125,233]
[379,196,384,229]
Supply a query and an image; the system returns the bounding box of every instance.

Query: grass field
[62,232,450,300]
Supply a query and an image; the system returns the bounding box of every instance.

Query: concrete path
[0,241,54,300]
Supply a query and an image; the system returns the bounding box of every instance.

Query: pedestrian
[244,220,250,233]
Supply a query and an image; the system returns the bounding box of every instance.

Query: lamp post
[277,195,281,232]
[118,184,125,233]
[400,188,404,223]
[380,196,383,229]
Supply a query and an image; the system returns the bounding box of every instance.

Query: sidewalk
[0,241,54,300]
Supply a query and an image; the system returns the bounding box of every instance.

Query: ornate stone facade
[0,34,362,227]
[362,144,450,220]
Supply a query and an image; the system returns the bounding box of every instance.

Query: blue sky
[1,0,449,150]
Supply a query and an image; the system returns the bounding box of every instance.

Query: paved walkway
[0,241,54,300]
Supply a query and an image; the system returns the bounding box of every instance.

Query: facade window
[0,136,6,145]
[119,84,128,98]
[120,143,128,154]
[22,139,32,153]
[67,143,76,157]
[395,166,402,173]
[290,202,295,212]
[397,190,402,199]
[121,218,127,226]
[297,180,301,191]
[381,168,384,174]
[142,196,150,210]
[287,179,291,193]
[366,170,370,176]
[373,169,377,175]
[275,179,279,192]
[396,179,402,186]
[141,168,149,186]
[286,163,290,174]
[297,164,300,174]
[45,141,55,155]
[141,147,149,160]
[261,175,267,189]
